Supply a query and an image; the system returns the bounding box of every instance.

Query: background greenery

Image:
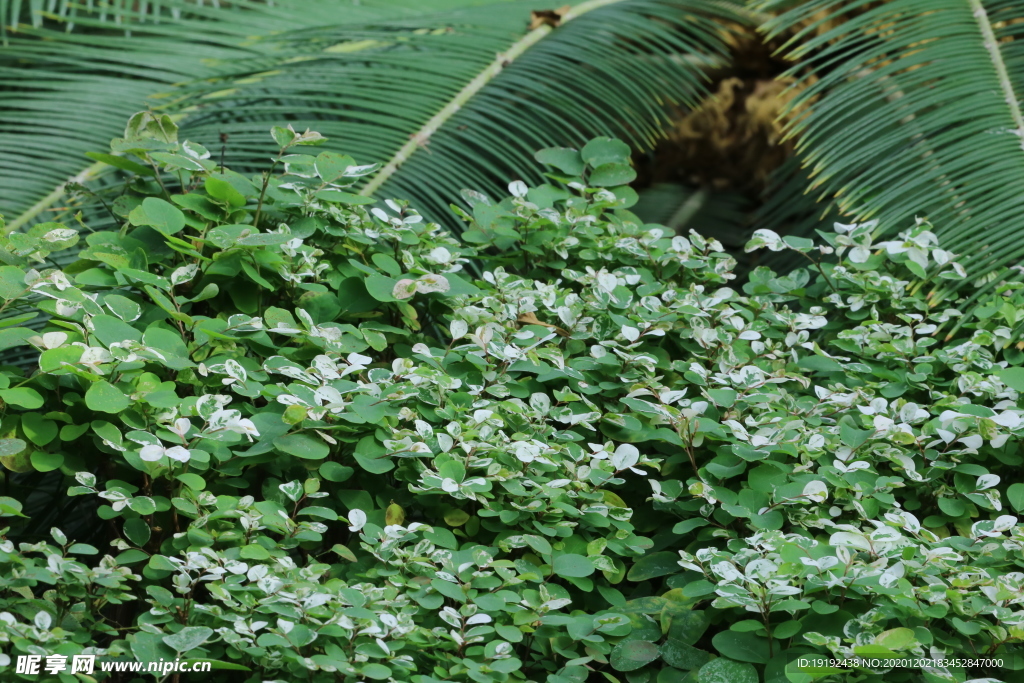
[4,0,1024,681]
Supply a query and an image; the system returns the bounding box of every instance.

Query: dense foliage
[3,116,1024,683]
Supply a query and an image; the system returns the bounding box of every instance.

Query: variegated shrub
[0,116,1023,683]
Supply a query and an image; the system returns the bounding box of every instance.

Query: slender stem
[147,156,170,196]
[799,251,837,294]
[358,0,629,197]
[253,154,283,229]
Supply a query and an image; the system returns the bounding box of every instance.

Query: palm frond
[757,0,1024,316]
[2,0,744,231]
[148,0,745,223]
[0,0,512,226]
[1,0,463,42]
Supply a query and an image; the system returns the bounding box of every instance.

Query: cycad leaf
[1,0,743,231]
[174,0,744,224]
[758,0,1024,311]
[1,0,486,226]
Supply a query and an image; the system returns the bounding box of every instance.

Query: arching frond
[2,0,744,231]
[179,0,742,222]
[758,0,1024,316]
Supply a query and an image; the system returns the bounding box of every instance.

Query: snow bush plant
[1,114,1024,682]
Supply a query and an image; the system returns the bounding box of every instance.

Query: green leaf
[811,600,838,615]
[85,381,129,414]
[360,663,393,680]
[274,433,330,460]
[660,640,710,671]
[320,461,353,482]
[425,527,458,550]
[129,197,186,235]
[783,235,815,251]
[0,496,26,517]
[90,314,142,346]
[237,232,292,247]
[711,631,770,664]
[300,506,338,520]
[364,273,399,302]
[332,543,357,562]
[673,519,709,534]
[750,510,784,530]
[22,412,57,446]
[666,609,709,646]
[875,627,915,650]
[535,147,585,176]
[205,176,246,207]
[610,639,659,672]
[582,137,631,166]
[67,543,98,554]
[124,518,152,547]
[176,473,206,491]
[315,151,356,183]
[0,388,44,409]
[627,551,682,581]
[0,327,35,351]
[318,189,376,205]
[148,555,177,572]
[371,253,402,277]
[240,544,271,560]
[0,267,27,300]
[0,438,27,457]
[937,496,965,517]
[797,355,842,373]
[60,424,90,442]
[104,294,142,322]
[115,549,150,564]
[525,535,553,556]
[271,126,295,148]
[438,460,466,483]
[132,632,178,664]
[163,626,213,653]
[589,162,636,187]
[354,434,394,473]
[839,422,872,449]
[431,578,467,602]
[128,496,157,515]
[444,509,471,526]
[84,152,156,176]
[951,617,982,636]
[697,658,757,683]
[1008,483,1024,513]
[772,619,802,639]
[552,554,594,578]
[997,367,1024,392]
[29,450,63,472]
[706,388,737,408]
